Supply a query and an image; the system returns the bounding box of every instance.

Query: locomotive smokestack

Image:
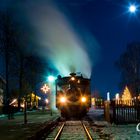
[70,73,76,76]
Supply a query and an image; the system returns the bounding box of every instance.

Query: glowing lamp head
[81,97,86,103]
[129,4,136,13]
[48,75,55,82]
[60,97,66,103]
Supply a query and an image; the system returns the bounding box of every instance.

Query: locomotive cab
[56,73,91,118]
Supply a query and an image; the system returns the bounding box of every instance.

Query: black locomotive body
[56,73,91,118]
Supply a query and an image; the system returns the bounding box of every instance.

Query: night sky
[1,0,140,99]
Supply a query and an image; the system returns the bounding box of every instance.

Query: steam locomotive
[56,73,91,118]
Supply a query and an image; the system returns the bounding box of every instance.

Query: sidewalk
[0,110,60,140]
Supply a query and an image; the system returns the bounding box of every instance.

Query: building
[26,92,41,110]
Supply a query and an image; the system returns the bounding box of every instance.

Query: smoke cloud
[23,1,99,78]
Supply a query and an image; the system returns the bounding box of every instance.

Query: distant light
[21,104,24,108]
[115,93,119,100]
[129,4,136,13]
[45,99,49,104]
[10,99,17,105]
[107,92,110,101]
[41,84,50,93]
[48,75,55,82]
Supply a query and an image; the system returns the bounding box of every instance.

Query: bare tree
[116,42,140,96]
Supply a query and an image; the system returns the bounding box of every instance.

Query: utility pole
[24,95,27,124]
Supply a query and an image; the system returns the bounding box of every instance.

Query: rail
[54,121,93,140]
[82,122,93,140]
[54,122,65,140]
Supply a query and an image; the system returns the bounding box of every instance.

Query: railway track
[46,121,93,140]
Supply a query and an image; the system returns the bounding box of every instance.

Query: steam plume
[24,1,99,78]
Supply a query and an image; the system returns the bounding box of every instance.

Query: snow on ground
[88,107,140,140]
[102,124,140,140]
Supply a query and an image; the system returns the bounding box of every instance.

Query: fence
[104,99,140,124]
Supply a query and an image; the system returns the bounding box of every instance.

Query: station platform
[0,110,60,140]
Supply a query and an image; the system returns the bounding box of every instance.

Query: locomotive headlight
[60,97,66,103]
[81,97,86,103]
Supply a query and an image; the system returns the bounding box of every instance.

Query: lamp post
[40,75,56,115]
[47,75,57,114]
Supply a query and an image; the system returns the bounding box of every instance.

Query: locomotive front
[56,73,91,118]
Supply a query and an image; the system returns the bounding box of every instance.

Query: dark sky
[1,0,140,99]
[58,0,140,98]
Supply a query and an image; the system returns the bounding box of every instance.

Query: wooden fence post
[112,100,116,124]
[104,101,110,122]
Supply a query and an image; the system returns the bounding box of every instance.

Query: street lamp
[47,75,57,114]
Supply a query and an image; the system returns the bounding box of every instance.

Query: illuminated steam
[25,1,99,78]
